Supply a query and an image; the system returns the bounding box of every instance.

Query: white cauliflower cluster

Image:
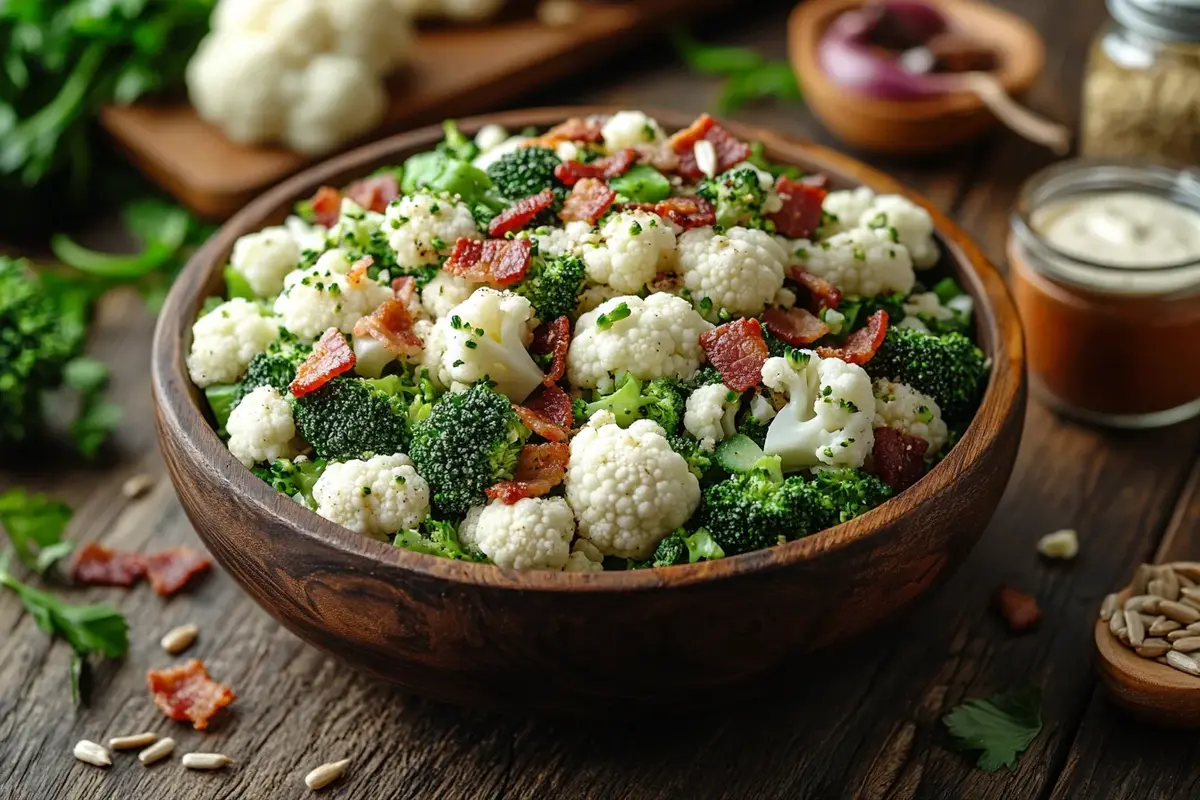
[900,290,974,333]
[820,187,876,236]
[582,210,676,293]
[562,539,605,573]
[530,220,595,259]
[678,226,788,319]
[792,229,915,299]
[420,270,477,319]
[819,188,938,268]
[568,294,713,391]
[226,386,301,467]
[458,497,576,570]
[873,379,949,455]
[385,192,481,268]
[187,298,280,387]
[565,412,701,559]
[683,384,741,452]
[600,110,667,150]
[312,454,431,539]
[229,226,301,298]
[273,249,394,341]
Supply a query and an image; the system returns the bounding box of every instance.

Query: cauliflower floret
[530,220,595,259]
[230,226,301,298]
[280,53,387,155]
[422,287,544,402]
[567,294,713,392]
[474,123,509,153]
[312,454,431,539]
[562,539,604,573]
[772,286,797,309]
[320,0,414,75]
[873,378,949,455]
[226,386,300,467]
[600,110,667,150]
[187,298,280,387]
[899,290,974,334]
[820,187,876,237]
[386,192,481,268]
[273,249,394,341]
[420,270,476,319]
[284,214,329,252]
[792,229,915,299]
[457,497,576,570]
[760,351,876,471]
[683,383,741,452]
[574,283,624,315]
[582,211,676,293]
[565,413,701,559]
[471,135,528,171]
[678,226,787,318]
[859,195,939,269]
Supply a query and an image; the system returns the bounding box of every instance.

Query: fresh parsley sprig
[943,685,1043,771]
[0,488,75,574]
[672,30,802,114]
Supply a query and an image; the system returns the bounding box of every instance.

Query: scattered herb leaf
[0,488,73,574]
[943,686,1043,771]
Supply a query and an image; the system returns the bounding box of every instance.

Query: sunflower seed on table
[305,759,351,791]
[1165,651,1200,676]
[1172,636,1200,653]
[1124,608,1147,647]
[1149,616,1181,636]
[109,732,156,750]
[182,752,231,770]
[1148,579,1168,599]
[138,738,175,766]
[1159,600,1200,624]
[1177,571,1197,588]
[160,623,199,654]
[121,473,155,499]
[73,740,111,767]
[1100,593,1119,621]
[1136,638,1172,658]
[1037,529,1079,559]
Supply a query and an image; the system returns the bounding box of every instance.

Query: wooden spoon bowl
[1095,584,1200,727]
[151,107,1026,714]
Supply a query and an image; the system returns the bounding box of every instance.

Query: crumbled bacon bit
[768,177,828,238]
[147,659,235,731]
[353,299,423,358]
[443,238,532,286]
[488,189,556,237]
[553,148,638,186]
[344,173,400,214]
[516,383,573,440]
[289,328,356,398]
[648,271,684,294]
[870,427,928,491]
[309,186,343,228]
[992,585,1041,632]
[144,547,212,597]
[647,196,717,229]
[346,255,373,287]
[391,275,417,304]
[559,178,616,224]
[534,117,605,147]
[70,543,146,587]
[530,316,570,383]
[789,268,842,312]
[699,318,770,392]
[669,114,751,180]
[761,307,830,347]
[485,442,570,503]
[816,310,888,365]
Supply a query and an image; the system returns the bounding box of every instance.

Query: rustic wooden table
[3,1,1199,798]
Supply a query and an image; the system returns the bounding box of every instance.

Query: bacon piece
[992,585,1041,632]
[699,318,770,392]
[553,148,638,186]
[290,328,356,398]
[344,173,400,214]
[488,189,556,237]
[789,268,843,312]
[769,177,828,238]
[144,547,212,597]
[559,178,616,225]
[516,383,574,440]
[652,196,717,229]
[530,316,570,383]
[443,238,532,287]
[147,659,235,731]
[391,275,417,304]
[70,543,146,587]
[485,442,570,504]
[761,307,830,347]
[533,117,605,147]
[669,114,751,180]
[346,255,373,287]
[309,186,343,228]
[353,299,423,359]
[871,427,928,491]
[816,310,889,365]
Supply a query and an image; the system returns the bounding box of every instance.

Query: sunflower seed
[1124,595,1160,614]
[1165,651,1200,677]
[1110,610,1128,637]
[1159,567,1181,601]
[1037,529,1079,559]
[109,732,156,750]
[1171,563,1200,583]
[305,759,350,791]
[1172,636,1200,653]
[73,740,111,767]
[1124,608,1147,646]
[1176,571,1197,589]
[121,473,155,499]
[1132,564,1154,595]
[1159,600,1200,624]
[1188,622,1200,634]
[1136,638,1172,658]
[160,623,198,654]
[138,738,175,766]
[1100,593,1119,621]
[183,752,231,770]
[536,0,583,27]
[694,140,718,179]
[1149,616,1181,636]
[1148,579,1168,598]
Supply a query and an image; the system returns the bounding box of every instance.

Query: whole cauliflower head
[320,0,414,75]
[420,270,477,319]
[820,187,876,237]
[567,294,713,392]
[793,229,915,299]
[273,249,394,341]
[187,298,280,387]
[760,351,876,472]
[280,53,386,155]
[566,413,701,559]
[873,378,949,455]
[678,225,787,319]
[230,226,301,298]
[860,195,939,268]
[457,497,576,570]
[581,210,676,293]
[683,383,741,452]
[601,110,667,150]
[312,454,431,539]
[422,287,544,402]
[386,192,481,268]
[226,386,300,467]
[187,33,288,144]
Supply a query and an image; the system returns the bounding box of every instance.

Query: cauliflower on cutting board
[312,454,431,539]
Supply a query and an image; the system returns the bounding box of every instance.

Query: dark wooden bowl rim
[151,106,1025,594]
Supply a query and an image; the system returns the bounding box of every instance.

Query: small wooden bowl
[151,107,1026,714]
[1095,587,1200,727]
[788,0,1045,154]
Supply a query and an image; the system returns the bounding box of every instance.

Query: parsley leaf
[943,686,1043,771]
[672,30,802,114]
[0,488,74,573]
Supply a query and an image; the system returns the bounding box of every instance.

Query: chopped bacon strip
[289,328,356,398]
[762,307,830,347]
[144,547,212,597]
[553,148,638,186]
[346,255,373,287]
[534,117,605,147]
[621,196,717,229]
[344,173,400,214]
[871,427,929,491]
[147,659,236,731]
[70,543,146,587]
[789,268,842,312]
[443,237,532,286]
[488,189,556,237]
[530,316,570,383]
[309,186,343,227]
[699,318,770,392]
[485,442,570,504]
[559,178,616,224]
[514,405,568,443]
[353,299,423,358]
[816,310,889,365]
[391,275,417,304]
[516,383,574,440]
[669,114,751,180]
[769,177,828,238]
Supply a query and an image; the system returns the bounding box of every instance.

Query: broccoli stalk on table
[866,326,987,423]
[291,376,412,462]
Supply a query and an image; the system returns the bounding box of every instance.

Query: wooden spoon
[1094,576,1200,728]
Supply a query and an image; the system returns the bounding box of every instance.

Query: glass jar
[1082,0,1200,164]
[1008,161,1200,428]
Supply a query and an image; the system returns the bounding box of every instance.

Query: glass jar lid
[1108,0,1200,42]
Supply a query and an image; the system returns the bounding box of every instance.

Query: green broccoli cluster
[515,252,587,322]
[291,376,411,462]
[630,528,726,568]
[697,166,773,230]
[867,326,987,422]
[394,519,486,562]
[238,332,312,402]
[808,468,892,527]
[252,457,327,508]
[486,146,564,204]
[575,373,686,432]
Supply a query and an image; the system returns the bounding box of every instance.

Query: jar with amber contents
[1082,0,1200,164]
[1009,161,1200,428]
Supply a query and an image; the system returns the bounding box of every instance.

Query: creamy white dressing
[1032,191,1200,269]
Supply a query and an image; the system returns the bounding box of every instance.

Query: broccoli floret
[629,527,727,568]
[834,293,907,337]
[436,120,479,162]
[808,468,892,527]
[252,457,327,508]
[577,373,685,433]
[609,164,672,204]
[668,432,716,482]
[700,456,827,555]
[486,146,563,203]
[866,326,987,423]
[291,376,410,461]
[394,519,486,562]
[515,252,586,321]
[697,166,773,230]
[681,365,723,391]
[746,141,803,180]
[238,332,312,402]
[736,414,771,448]
[408,382,528,517]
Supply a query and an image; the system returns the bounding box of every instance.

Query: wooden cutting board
[100,0,731,219]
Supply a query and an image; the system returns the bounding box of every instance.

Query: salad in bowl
[188,110,987,574]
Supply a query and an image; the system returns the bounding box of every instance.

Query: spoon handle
[954,72,1071,155]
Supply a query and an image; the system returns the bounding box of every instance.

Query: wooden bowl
[151,107,1026,714]
[788,0,1045,154]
